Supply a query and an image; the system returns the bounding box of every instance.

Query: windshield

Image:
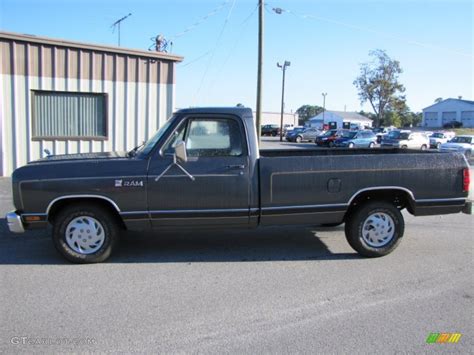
[321,130,337,137]
[293,128,305,133]
[431,133,444,138]
[450,136,472,144]
[135,116,175,156]
[342,131,357,139]
[387,131,405,139]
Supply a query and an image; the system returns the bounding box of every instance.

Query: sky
[0,0,472,114]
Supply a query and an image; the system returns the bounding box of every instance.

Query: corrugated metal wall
[0,34,180,175]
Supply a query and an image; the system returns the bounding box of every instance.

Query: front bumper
[6,211,25,233]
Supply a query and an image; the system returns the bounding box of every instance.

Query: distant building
[0,31,183,176]
[422,98,474,128]
[254,111,299,128]
[307,111,373,129]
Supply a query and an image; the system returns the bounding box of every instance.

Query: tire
[272,131,277,137]
[368,142,375,148]
[295,136,302,143]
[328,141,334,148]
[345,201,404,257]
[401,145,408,149]
[436,143,441,150]
[348,142,355,149]
[421,144,427,151]
[52,204,119,263]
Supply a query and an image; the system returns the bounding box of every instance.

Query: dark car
[443,121,463,129]
[261,124,280,136]
[315,129,349,147]
[334,130,377,148]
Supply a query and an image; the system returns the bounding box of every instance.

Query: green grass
[452,128,474,135]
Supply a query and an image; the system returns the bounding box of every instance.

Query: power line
[192,0,237,105]
[267,4,473,59]
[170,0,231,41]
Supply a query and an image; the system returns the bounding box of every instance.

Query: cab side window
[186,119,244,157]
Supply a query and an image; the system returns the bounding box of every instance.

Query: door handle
[225,164,245,170]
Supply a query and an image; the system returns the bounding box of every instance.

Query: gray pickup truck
[7,107,472,263]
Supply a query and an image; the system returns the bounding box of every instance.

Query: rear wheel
[436,142,441,149]
[345,201,404,257]
[295,136,302,143]
[328,141,335,148]
[52,204,119,263]
[421,144,427,150]
[401,145,408,149]
[348,142,355,149]
[369,142,375,148]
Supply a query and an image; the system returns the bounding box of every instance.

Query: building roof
[0,31,183,62]
[422,98,474,111]
[309,110,372,122]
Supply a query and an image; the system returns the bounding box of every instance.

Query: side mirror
[174,140,187,163]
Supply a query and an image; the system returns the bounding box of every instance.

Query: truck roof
[176,107,253,116]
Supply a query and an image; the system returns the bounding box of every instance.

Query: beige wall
[0,35,180,175]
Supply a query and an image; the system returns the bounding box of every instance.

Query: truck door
[147,115,251,228]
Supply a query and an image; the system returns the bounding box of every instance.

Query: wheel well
[344,189,415,221]
[47,198,126,229]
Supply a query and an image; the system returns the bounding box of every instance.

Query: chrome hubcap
[65,216,105,254]
[361,212,395,248]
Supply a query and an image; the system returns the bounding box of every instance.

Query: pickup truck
[7,107,472,263]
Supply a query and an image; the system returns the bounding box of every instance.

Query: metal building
[422,98,474,128]
[0,31,183,176]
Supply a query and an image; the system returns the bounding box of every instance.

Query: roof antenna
[111,13,132,47]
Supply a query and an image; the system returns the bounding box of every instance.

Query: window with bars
[32,91,107,139]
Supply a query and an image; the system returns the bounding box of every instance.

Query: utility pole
[277,61,291,141]
[111,13,132,47]
[256,0,264,145]
[322,92,327,121]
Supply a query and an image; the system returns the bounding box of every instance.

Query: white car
[381,130,430,150]
[429,131,456,149]
[439,135,474,158]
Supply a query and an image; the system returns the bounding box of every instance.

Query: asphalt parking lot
[0,142,473,353]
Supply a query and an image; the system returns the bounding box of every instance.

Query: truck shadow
[0,219,359,265]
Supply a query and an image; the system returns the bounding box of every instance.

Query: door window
[186,119,243,157]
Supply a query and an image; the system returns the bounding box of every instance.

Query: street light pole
[277,61,291,141]
[322,92,327,122]
[255,0,264,145]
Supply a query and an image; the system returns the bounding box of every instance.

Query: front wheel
[348,142,355,149]
[436,142,441,149]
[345,201,404,257]
[295,136,302,143]
[328,141,335,148]
[52,204,119,263]
[421,144,427,151]
[369,142,375,148]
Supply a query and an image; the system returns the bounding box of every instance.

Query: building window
[32,91,107,139]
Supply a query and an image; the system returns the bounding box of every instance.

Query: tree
[353,49,406,127]
[434,97,443,103]
[296,105,324,125]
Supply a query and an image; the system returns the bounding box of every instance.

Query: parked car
[430,131,456,149]
[334,130,377,148]
[439,135,474,158]
[7,107,472,263]
[286,127,321,143]
[315,129,349,147]
[443,121,463,129]
[261,124,280,136]
[381,130,429,150]
[373,127,396,144]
